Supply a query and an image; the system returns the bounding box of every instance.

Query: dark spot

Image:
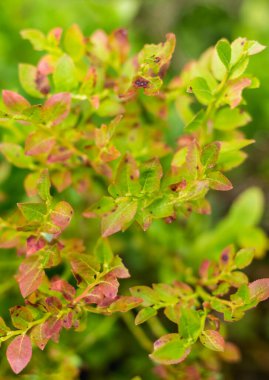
[170,184,178,192]
[221,253,229,262]
[134,77,149,89]
[154,56,161,63]
[130,175,134,180]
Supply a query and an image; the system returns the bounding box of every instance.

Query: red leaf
[62,312,73,329]
[16,256,45,298]
[249,278,269,302]
[44,318,62,343]
[6,335,32,374]
[26,235,46,256]
[2,90,30,112]
[51,278,76,301]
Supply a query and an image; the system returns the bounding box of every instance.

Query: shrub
[0,25,267,378]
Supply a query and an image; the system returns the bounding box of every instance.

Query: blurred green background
[0,0,269,379]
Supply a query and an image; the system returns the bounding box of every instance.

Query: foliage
[0,24,268,379]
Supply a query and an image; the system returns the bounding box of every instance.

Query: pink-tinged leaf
[200,330,225,352]
[109,296,143,312]
[50,201,73,230]
[207,171,233,191]
[16,256,45,298]
[25,131,55,156]
[70,254,100,284]
[26,236,46,256]
[6,335,32,374]
[101,198,138,237]
[35,70,50,95]
[51,169,72,192]
[30,323,49,350]
[2,90,30,112]
[43,93,71,126]
[150,334,191,365]
[44,318,63,343]
[0,230,19,249]
[48,27,63,45]
[199,260,211,279]
[51,279,76,301]
[110,266,130,279]
[225,78,252,109]
[249,278,269,302]
[24,172,39,197]
[47,146,72,163]
[85,273,119,307]
[62,312,73,329]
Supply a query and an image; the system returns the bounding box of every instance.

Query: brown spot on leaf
[133,77,149,89]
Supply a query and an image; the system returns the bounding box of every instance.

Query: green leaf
[130,286,159,307]
[214,107,251,131]
[21,29,47,51]
[185,109,205,131]
[149,334,191,365]
[53,54,78,92]
[10,306,33,329]
[200,330,225,352]
[135,307,157,325]
[178,308,201,342]
[235,248,254,269]
[64,24,85,61]
[109,154,141,197]
[19,64,44,98]
[216,39,231,69]
[0,317,10,337]
[0,143,35,169]
[147,195,174,219]
[238,227,267,259]
[201,142,220,169]
[245,40,266,56]
[37,169,51,202]
[17,203,46,223]
[140,158,163,194]
[94,238,113,268]
[189,77,213,105]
